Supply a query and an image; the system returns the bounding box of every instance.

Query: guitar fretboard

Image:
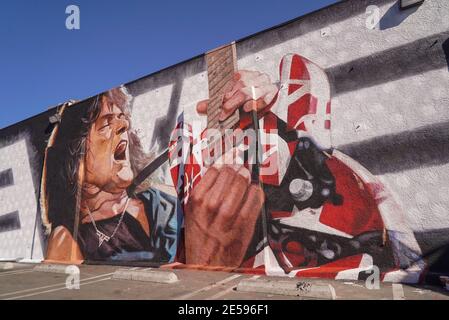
[205,42,239,131]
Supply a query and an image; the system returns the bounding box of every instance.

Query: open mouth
[114,140,128,161]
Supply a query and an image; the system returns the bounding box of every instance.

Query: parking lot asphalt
[0,263,448,300]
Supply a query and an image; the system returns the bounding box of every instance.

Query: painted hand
[184,164,264,267]
[196,70,279,121]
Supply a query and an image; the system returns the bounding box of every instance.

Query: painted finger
[238,184,265,223]
[245,73,271,88]
[237,70,262,84]
[189,166,219,208]
[224,80,245,100]
[241,84,279,111]
[221,77,238,99]
[263,89,278,105]
[237,166,251,184]
[206,166,238,215]
[196,99,209,115]
[214,171,251,231]
[239,84,275,101]
[220,91,251,121]
[242,98,267,112]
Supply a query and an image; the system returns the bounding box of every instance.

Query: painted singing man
[41,87,182,263]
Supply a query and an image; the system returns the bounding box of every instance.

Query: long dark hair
[41,87,152,235]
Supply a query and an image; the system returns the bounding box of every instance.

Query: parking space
[0,263,448,300]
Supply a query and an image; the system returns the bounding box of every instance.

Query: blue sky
[0,0,338,129]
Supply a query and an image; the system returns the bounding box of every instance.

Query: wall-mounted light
[400,0,424,10]
[48,113,61,124]
[47,99,77,125]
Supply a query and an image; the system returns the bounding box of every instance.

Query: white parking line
[206,275,261,300]
[0,269,34,277]
[0,272,114,298]
[206,285,236,300]
[174,274,242,300]
[329,284,337,300]
[5,277,111,300]
[392,283,405,300]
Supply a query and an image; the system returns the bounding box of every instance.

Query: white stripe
[287,79,310,86]
[392,283,405,300]
[329,285,337,300]
[251,86,257,101]
[280,206,353,239]
[276,54,294,122]
[335,254,373,280]
[206,285,236,300]
[174,274,241,300]
[292,113,330,132]
[0,272,114,297]
[5,277,111,300]
[206,275,260,300]
[0,269,34,277]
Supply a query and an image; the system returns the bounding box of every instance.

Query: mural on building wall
[0,46,424,282]
[1,0,448,283]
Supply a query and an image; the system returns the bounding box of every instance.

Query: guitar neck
[205,42,240,131]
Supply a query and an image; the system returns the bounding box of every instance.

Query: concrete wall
[0,0,448,283]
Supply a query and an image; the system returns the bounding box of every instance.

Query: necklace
[86,197,131,247]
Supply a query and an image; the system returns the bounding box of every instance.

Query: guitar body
[168,51,406,277]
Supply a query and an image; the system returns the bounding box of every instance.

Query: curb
[112,268,179,283]
[17,259,43,264]
[0,262,15,270]
[236,278,336,300]
[33,264,69,273]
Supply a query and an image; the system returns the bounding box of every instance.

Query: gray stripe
[338,120,449,174]
[327,31,449,96]
[0,169,14,189]
[0,211,21,233]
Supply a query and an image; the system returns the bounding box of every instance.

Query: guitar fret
[206,46,232,65]
[207,54,234,76]
[207,105,222,119]
[206,42,239,132]
[206,95,223,114]
[207,111,239,131]
[208,62,233,79]
[208,68,233,90]
[208,65,234,86]
[207,119,219,129]
[208,69,235,96]
[208,109,222,122]
[207,52,232,71]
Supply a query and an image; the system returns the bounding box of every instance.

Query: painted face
[84,97,133,193]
